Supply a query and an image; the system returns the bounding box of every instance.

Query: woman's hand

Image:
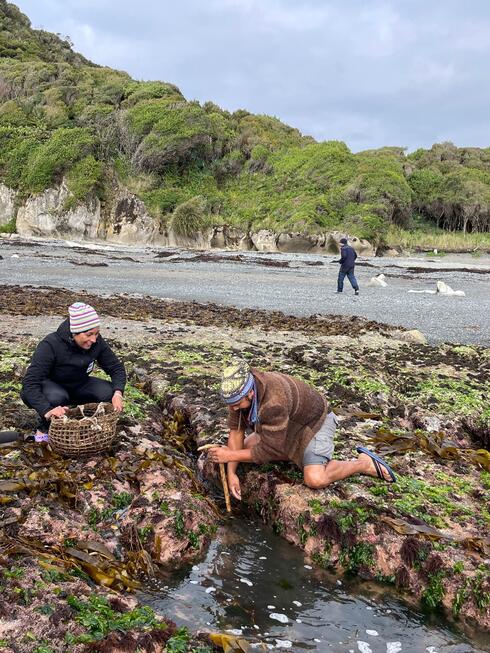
[44,406,68,419]
[227,472,242,500]
[112,392,124,413]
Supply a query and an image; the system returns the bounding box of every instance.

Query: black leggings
[21,378,114,432]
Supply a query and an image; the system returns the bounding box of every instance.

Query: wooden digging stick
[198,443,231,513]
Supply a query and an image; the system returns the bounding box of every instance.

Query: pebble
[296,618,302,623]
[192,565,199,571]
[274,640,292,648]
[205,587,216,593]
[357,643,372,653]
[267,605,276,609]
[304,564,312,569]
[269,613,289,623]
[336,579,342,585]
[292,600,302,607]
[226,629,242,636]
[240,578,253,586]
[366,630,379,636]
[259,556,267,560]
[190,580,198,584]
[387,643,402,653]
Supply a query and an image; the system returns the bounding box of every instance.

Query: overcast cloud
[14,0,490,151]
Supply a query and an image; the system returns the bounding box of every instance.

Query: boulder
[105,188,157,244]
[367,274,388,287]
[252,230,375,256]
[395,329,428,345]
[382,248,403,257]
[329,231,375,256]
[251,229,279,252]
[276,232,327,253]
[0,183,16,226]
[210,225,250,250]
[16,182,100,238]
[436,280,465,297]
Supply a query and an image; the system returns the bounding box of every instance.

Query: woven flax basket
[49,402,118,456]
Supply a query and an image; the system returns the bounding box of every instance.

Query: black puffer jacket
[21,319,126,417]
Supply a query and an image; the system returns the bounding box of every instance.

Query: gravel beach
[1,236,489,345]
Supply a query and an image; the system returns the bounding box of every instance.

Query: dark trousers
[21,378,114,432]
[337,267,359,292]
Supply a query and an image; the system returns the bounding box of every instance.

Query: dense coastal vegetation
[1,1,490,249]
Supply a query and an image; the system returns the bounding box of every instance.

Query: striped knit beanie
[68,302,100,333]
[220,360,254,404]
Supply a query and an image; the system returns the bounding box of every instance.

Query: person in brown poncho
[208,360,396,500]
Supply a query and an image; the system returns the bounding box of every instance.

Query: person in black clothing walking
[21,302,126,441]
[336,237,359,295]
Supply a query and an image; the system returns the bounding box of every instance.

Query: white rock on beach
[408,280,465,297]
[387,643,402,653]
[367,274,388,287]
[357,642,373,653]
[436,280,465,296]
[397,329,427,344]
[269,613,289,623]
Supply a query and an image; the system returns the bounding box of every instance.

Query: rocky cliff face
[9,182,375,255]
[16,181,100,239]
[0,183,17,226]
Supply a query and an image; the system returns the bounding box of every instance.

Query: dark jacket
[22,319,126,417]
[338,244,357,272]
[227,369,329,467]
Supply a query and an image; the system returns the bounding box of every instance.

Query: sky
[14,0,490,152]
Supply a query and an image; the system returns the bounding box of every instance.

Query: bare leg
[303,453,392,489]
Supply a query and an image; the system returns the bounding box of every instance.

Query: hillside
[1,0,490,250]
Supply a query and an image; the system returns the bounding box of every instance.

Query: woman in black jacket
[21,302,126,441]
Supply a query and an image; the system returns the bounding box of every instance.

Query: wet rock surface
[0,286,489,650]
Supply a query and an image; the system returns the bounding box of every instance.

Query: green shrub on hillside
[343,208,390,246]
[22,127,94,193]
[0,125,46,189]
[65,155,102,208]
[141,187,189,216]
[0,217,16,233]
[170,195,210,236]
[0,99,31,126]
[122,80,184,108]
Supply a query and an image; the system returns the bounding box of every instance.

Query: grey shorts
[302,412,338,466]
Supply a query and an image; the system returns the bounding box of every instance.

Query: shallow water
[139,517,489,652]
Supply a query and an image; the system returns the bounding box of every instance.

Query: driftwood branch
[198,443,231,513]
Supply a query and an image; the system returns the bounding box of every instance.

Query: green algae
[65,594,167,644]
[422,570,446,610]
[392,476,474,528]
[410,374,489,417]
